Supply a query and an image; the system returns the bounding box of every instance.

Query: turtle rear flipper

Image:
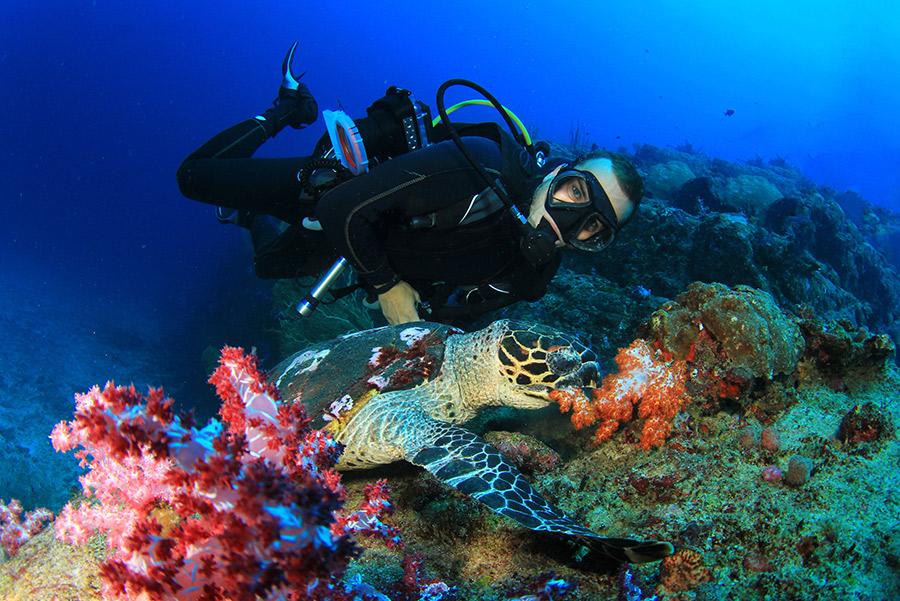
[570,535,675,565]
[404,421,673,563]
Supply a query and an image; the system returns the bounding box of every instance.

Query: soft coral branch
[332,479,402,549]
[0,498,53,557]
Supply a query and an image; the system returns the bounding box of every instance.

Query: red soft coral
[553,339,690,449]
[332,479,403,549]
[52,346,400,601]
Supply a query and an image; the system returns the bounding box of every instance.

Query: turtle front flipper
[404,421,674,564]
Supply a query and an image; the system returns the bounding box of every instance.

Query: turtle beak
[519,358,599,404]
[546,344,599,389]
[555,360,599,389]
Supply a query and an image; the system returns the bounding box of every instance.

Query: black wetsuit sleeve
[429,253,560,322]
[315,138,503,291]
[176,119,308,223]
[510,253,561,301]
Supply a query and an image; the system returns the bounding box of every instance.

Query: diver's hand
[378,281,422,325]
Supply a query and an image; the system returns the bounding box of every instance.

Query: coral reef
[644,161,696,200]
[668,173,783,218]
[483,431,562,476]
[658,547,712,593]
[0,527,106,600]
[486,269,664,359]
[509,144,900,364]
[369,280,899,598]
[6,142,900,600]
[837,402,894,449]
[798,315,895,381]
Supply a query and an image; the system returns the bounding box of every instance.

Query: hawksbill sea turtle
[270,319,674,564]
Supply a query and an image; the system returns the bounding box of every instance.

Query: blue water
[1,0,898,508]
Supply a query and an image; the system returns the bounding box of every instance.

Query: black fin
[579,536,676,564]
[407,422,673,563]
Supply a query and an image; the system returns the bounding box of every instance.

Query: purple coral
[617,565,659,601]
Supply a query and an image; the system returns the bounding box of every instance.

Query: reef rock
[487,269,663,359]
[644,160,696,200]
[764,193,900,330]
[798,315,895,379]
[721,174,783,215]
[570,190,900,357]
[672,176,725,214]
[687,213,765,288]
[645,282,805,383]
[0,528,104,600]
[484,431,562,475]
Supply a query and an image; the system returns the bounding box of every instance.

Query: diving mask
[545,167,620,252]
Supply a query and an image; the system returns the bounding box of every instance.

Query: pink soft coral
[552,339,689,449]
[51,346,399,600]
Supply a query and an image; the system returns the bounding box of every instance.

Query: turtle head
[493,320,599,409]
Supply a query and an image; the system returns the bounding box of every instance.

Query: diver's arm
[378,280,422,324]
[509,253,561,301]
[428,255,560,322]
[429,289,519,322]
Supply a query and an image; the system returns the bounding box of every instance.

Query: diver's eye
[552,176,589,204]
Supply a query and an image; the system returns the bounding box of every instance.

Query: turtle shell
[269,322,461,429]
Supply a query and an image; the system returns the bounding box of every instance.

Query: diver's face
[563,158,635,236]
[528,158,634,244]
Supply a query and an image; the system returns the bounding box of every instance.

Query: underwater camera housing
[322,86,433,172]
[360,86,433,159]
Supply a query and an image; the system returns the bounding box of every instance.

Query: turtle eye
[547,347,580,375]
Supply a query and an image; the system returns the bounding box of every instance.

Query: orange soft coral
[548,387,595,429]
[553,339,690,449]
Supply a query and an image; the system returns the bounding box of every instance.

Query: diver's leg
[178,120,314,224]
[248,214,283,251]
[178,73,319,225]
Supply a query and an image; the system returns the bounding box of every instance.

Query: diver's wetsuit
[177,117,561,323]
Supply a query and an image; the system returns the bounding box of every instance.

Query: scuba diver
[177,44,644,326]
